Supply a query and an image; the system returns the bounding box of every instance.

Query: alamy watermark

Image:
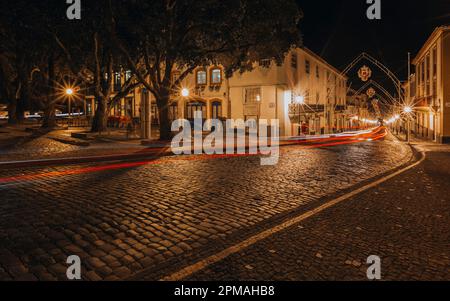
[367,255,382,280]
[66,255,81,280]
[66,0,81,20]
[171,112,280,166]
[366,0,381,20]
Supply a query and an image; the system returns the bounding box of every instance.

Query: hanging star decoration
[358,65,372,82]
[367,87,376,98]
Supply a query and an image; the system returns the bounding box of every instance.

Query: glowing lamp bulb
[404,106,413,114]
[295,95,305,105]
[181,88,190,97]
[66,88,74,96]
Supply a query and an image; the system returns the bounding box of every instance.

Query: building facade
[86,47,349,137]
[412,25,450,143]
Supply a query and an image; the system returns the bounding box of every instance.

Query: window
[125,70,132,82]
[316,92,320,103]
[169,103,178,121]
[305,60,310,75]
[245,87,262,104]
[171,71,180,85]
[291,53,298,69]
[316,66,320,79]
[114,72,121,91]
[432,48,437,78]
[259,59,271,68]
[211,67,222,85]
[186,101,206,120]
[211,101,223,119]
[426,55,430,96]
[196,69,207,86]
[421,61,425,82]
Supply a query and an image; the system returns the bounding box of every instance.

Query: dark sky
[296,0,450,84]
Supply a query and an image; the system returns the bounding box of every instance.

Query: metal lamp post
[404,105,413,143]
[295,95,305,136]
[431,98,441,142]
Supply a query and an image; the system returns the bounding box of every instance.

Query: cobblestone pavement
[187,144,450,281]
[0,133,412,280]
[0,128,150,163]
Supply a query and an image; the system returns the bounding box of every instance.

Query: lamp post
[65,88,74,118]
[295,95,305,136]
[403,105,413,143]
[431,98,441,142]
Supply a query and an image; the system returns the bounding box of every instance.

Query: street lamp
[403,105,414,143]
[403,106,413,114]
[181,88,190,98]
[65,87,77,118]
[431,98,441,142]
[295,95,305,135]
[65,88,74,96]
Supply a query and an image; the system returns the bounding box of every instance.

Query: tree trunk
[16,94,25,123]
[91,95,108,133]
[156,93,171,141]
[42,54,56,129]
[7,98,17,125]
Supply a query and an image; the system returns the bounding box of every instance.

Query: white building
[89,47,349,137]
[412,25,450,143]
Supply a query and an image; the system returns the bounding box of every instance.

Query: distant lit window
[196,69,207,86]
[114,72,121,91]
[432,48,437,77]
[245,87,262,104]
[125,70,132,82]
[316,66,320,79]
[212,101,223,119]
[291,53,298,69]
[259,59,271,68]
[305,60,310,74]
[211,67,222,85]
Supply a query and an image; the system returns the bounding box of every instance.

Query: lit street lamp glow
[65,88,74,96]
[403,106,413,114]
[181,88,190,97]
[295,95,305,105]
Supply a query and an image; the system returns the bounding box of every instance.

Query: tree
[0,1,37,124]
[110,0,302,140]
[52,0,141,132]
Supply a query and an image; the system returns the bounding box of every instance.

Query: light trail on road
[0,127,387,186]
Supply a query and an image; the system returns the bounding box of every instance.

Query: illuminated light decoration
[358,65,372,82]
[366,87,376,98]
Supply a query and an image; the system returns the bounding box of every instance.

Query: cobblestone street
[186,143,450,281]
[0,133,414,281]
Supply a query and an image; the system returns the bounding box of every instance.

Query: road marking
[161,149,426,281]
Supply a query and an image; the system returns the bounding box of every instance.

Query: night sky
[296,0,450,95]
